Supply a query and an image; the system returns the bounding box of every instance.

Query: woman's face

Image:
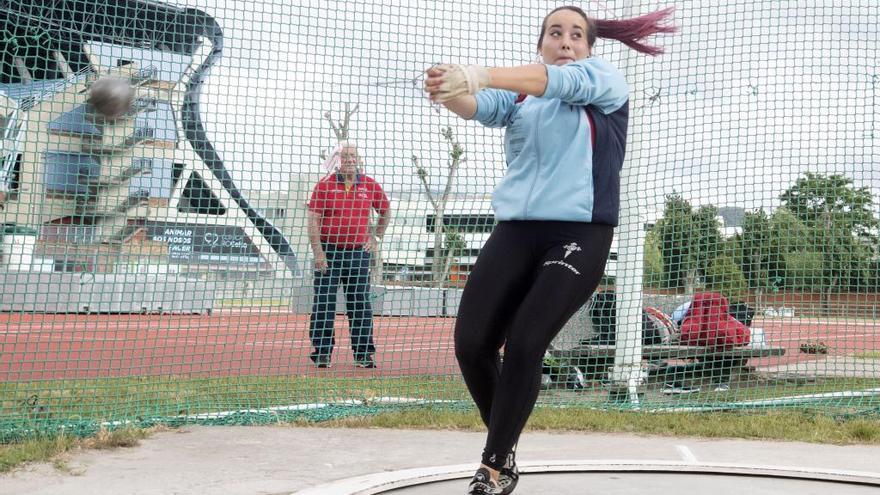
[540,9,591,65]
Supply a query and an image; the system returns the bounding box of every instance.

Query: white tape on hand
[433,64,490,102]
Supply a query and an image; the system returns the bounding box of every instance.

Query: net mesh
[1,0,879,440]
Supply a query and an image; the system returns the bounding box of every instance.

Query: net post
[608,0,648,406]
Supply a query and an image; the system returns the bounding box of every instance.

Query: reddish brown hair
[537,6,677,56]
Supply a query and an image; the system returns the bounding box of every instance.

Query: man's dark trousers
[309,246,375,359]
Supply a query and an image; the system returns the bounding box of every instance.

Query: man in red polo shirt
[307,142,391,368]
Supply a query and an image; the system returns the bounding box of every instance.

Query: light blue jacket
[473,57,630,225]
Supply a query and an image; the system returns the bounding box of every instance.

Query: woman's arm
[542,59,628,110]
[427,59,627,112]
[427,65,548,118]
[439,95,478,119]
[486,65,548,96]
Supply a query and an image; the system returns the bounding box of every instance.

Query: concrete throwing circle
[293,460,880,495]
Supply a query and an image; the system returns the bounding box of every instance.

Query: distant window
[41,223,100,244]
[54,258,94,273]
[116,59,133,67]
[2,153,22,198]
[426,248,482,258]
[132,157,153,175]
[43,152,101,196]
[129,158,175,199]
[426,214,496,233]
[136,101,177,142]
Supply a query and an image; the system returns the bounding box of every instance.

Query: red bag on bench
[680,292,750,348]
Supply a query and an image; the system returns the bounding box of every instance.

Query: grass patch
[2,376,878,425]
[0,434,76,473]
[321,407,880,444]
[854,352,880,360]
[83,427,152,450]
[0,376,470,422]
[0,427,152,474]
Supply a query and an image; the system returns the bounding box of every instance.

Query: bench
[551,344,786,362]
[550,344,786,385]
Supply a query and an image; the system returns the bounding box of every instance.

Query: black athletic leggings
[455,221,614,470]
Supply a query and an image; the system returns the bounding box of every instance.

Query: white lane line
[676,445,698,463]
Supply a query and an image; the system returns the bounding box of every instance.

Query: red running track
[0,312,458,381]
[0,313,877,381]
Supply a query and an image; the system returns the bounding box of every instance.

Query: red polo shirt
[308,173,390,248]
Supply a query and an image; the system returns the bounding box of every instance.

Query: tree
[733,210,775,306]
[783,251,824,291]
[443,229,467,283]
[768,207,812,253]
[413,127,465,287]
[653,194,724,293]
[653,194,694,290]
[703,254,749,302]
[642,229,664,288]
[763,207,812,291]
[322,102,359,142]
[780,173,877,241]
[691,204,723,291]
[779,173,879,311]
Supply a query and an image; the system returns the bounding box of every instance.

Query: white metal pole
[610,0,648,405]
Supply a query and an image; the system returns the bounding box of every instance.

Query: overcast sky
[171,0,878,218]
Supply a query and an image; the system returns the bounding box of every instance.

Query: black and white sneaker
[662,383,700,395]
[467,467,502,494]
[309,352,331,369]
[713,383,730,392]
[498,454,519,494]
[354,354,376,369]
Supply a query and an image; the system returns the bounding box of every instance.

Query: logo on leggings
[543,242,581,275]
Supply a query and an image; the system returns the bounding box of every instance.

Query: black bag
[587,290,617,344]
[585,290,666,346]
[728,302,755,327]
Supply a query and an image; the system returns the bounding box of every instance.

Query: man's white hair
[321,140,362,172]
[337,140,359,152]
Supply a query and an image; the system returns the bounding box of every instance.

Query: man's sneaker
[662,384,700,395]
[354,354,376,369]
[713,383,731,392]
[467,467,502,494]
[309,352,331,369]
[498,454,519,495]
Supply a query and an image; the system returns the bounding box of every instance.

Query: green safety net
[1,0,879,440]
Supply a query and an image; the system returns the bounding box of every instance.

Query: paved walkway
[3,426,880,494]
